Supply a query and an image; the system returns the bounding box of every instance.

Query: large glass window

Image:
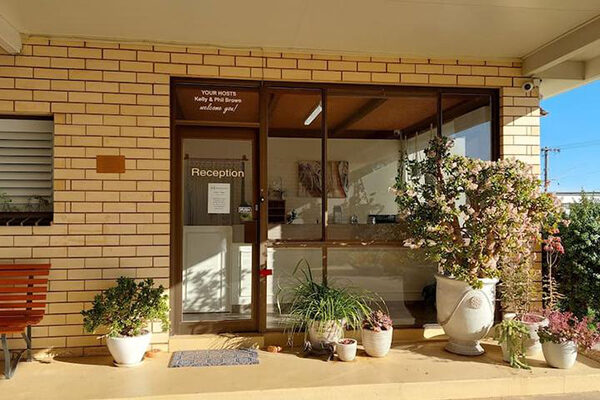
[442,94,492,160]
[326,90,438,242]
[327,248,437,326]
[265,85,496,329]
[267,89,323,241]
[266,247,323,329]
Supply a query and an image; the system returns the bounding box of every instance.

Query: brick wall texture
[0,36,540,356]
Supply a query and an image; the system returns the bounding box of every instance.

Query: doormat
[168,349,259,368]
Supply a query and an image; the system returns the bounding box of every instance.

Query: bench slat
[0,270,49,277]
[0,302,46,309]
[0,278,48,285]
[0,264,51,270]
[0,310,44,316]
[0,287,46,293]
[0,294,46,301]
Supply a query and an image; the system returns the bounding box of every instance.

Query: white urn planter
[542,341,578,369]
[362,328,393,357]
[106,330,151,367]
[436,274,499,356]
[337,339,357,362]
[308,320,344,350]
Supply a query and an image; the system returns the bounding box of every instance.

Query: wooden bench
[0,263,50,379]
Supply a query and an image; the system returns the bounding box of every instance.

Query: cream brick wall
[0,36,540,356]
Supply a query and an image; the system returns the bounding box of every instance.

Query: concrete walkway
[481,394,600,400]
[2,341,600,400]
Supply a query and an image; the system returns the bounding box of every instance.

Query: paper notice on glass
[207,183,230,214]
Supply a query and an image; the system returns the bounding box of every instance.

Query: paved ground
[3,342,600,400]
[480,394,600,400]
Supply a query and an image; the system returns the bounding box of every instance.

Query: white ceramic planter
[521,314,548,357]
[436,274,498,356]
[308,320,344,350]
[337,339,357,362]
[106,330,151,367]
[542,341,578,369]
[362,328,393,357]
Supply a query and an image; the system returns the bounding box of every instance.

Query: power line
[542,147,560,192]
[551,138,600,150]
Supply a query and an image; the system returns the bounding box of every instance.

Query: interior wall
[268,137,401,224]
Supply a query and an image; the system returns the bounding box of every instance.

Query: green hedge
[557,194,600,318]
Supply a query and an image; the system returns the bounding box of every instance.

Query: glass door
[175,127,258,333]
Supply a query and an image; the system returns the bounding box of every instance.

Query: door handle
[260,269,273,278]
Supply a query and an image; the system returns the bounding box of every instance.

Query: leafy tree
[557,193,600,318]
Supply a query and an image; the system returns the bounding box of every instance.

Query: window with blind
[0,118,53,226]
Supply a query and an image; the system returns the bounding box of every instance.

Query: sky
[540,80,600,193]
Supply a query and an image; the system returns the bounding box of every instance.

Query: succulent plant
[363,310,393,332]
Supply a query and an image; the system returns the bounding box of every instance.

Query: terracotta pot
[362,328,393,357]
[337,338,357,362]
[106,330,151,367]
[436,274,498,356]
[542,341,578,369]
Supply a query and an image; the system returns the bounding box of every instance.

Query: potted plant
[362,310,393,357]
[81,277,169,367]
[499,263,549,357]
[277,259,373,350]
[499,227,567,357]
[394,137,562,356]
[337,338,357,362]
[494,318,531,369]
[539,310,600,369]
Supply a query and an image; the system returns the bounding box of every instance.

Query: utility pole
[541,146,560,192]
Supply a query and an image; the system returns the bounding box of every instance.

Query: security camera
[522,81,534,93]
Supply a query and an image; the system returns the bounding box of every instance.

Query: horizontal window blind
[0,118,53,212]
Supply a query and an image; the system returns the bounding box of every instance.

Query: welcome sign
[194,90,242,115]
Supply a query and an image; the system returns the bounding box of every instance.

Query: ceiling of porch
[0,1,600,96]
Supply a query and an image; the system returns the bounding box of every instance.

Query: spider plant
[277,259,377,345]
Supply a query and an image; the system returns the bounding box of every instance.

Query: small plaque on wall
[96,155,125,173]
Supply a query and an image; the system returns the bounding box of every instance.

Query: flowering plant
[362,310,393,332]
[542,229,566,309]
[394,136,563,289]
[538,310,600,350]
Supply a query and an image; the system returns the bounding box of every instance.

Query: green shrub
[557,193,600,318]
[276,259,377,342]
[82,277,169,337]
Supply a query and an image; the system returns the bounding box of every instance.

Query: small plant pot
[106,330,151,367]
[500,341,510,363]
[520,313,548,357]
[308,320,344,350]
[542,341,578,369]
[362,327,393,357]
[337,338,357,362]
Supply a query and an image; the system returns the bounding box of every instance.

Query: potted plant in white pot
[499,262,549,357]
[362,310,393,357]
[277,259,374,351]
[82,277,169,367]
[539,310,599,369]
[494,317,531,369]
[394,137,562,356]
[337,338,357,362]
